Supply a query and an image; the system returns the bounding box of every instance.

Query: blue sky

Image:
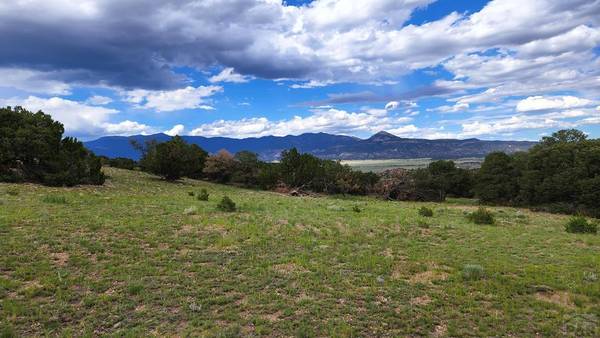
[0,0,599,141]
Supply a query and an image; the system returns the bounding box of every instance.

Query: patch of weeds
[327,204,344,211]
[217,196,236,212]
[515,211,527,220]
[127,283,144,295]
[565,216,597,234]
[5,187,19,196]
[1,324,16,338]
[215,325,241,338]
[417,220,429,229]
[183,206,198,215]
[296,321,316,338]
[197,188,209,201]
[188,191,195,197]
[42,195,68,204]
[352,205,361,213]
[418,206,434,217]
[467,207,495,225]
[462,264,485,281]
[563,314,599,337]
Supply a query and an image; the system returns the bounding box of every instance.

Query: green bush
[217,196,236,212]
[468,207,495,225]
[565,216,598,234]
[188,191,195,197]
[197,189,209,201]
[352,205,361,213]
[418,206,434,217]
[42,195,67,204]
[462,264,485,281]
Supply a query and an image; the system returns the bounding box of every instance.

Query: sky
[0,0,599,141]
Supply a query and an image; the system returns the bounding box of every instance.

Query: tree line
[133,136,380,195]
[475,129,600,217]
[1,107,104,186]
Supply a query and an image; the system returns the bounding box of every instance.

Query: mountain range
[84,131,536,161]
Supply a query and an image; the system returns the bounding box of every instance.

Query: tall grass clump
[565,216,597,234]
[197,188,209,201]
[42,195,68,204]
[217,196,236,212]
[468,207,495,225]
[462,264,485,281]
[5,187,19,196]
[418,206,434,217]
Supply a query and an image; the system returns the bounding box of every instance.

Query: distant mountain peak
[369,131,399,141]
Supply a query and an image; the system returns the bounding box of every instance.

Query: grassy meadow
[1,168,599,336]
[343,158,484,173]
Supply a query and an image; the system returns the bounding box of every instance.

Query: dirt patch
[50,252,69,266]
[391,262,409,280]
[535,291,575,308]
[382,248,394,258]
[410,295,432,306]
[178,248,191,257]
[261,310,283,322]
[178,224,194,234]
[272,263,308,275]
[432,323,448,337]
[409,270,449,285]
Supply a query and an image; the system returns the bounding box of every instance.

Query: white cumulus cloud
[125,86,222,112]
[0,96,153,138]
[516,96,594,112]
[209,68,252,83]
[86,95,113,105]
[190,107,414,138]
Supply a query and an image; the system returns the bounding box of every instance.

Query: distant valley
[84,131,536,161]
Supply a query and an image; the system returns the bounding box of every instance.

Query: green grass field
[1,168,599,336]
[342,158,484,173]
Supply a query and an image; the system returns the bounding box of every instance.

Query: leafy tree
[517,130,600,215]
[475,152,520,203]
[0,106,104,186]
[541,129,587,145]
[203,149,236,182]
[231,151,260,186]
[474,129,600,216]
[413,160,474,200]
[139,136,207,181]
[256,162,281,190]
[280,148,322,189]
